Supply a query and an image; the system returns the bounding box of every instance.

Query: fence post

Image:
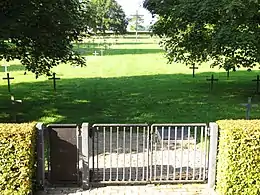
[36,123,45,190]
[81,123,90,190]
[208,122,219,189]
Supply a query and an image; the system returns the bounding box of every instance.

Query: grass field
[1,35,260,124]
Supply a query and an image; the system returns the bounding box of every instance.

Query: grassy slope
[0,36,260,124]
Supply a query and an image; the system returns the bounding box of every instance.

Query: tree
[90,0,128,34]
[0,0,93,76]
[129,15,145,31]
[144,0,260,70]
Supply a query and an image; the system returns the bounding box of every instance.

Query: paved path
[37,184,216,195]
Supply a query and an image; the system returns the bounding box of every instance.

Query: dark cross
[206,74,218,91]
[252,75,260,94]
[48,73,60,91]
[3,73,14,92]
[240,97,258,120]
[10,94,22,122]
[189,64,198,78]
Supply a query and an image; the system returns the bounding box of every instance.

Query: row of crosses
[2,72,60,92]
[3,71,260,93]
[189,64,241,79]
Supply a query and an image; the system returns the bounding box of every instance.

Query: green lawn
[1,35,260,124]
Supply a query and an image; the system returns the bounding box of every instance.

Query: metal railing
[89,124,150,184]
[88,123,209,185]
[151,124,209,182]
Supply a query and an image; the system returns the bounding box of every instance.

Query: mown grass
[0,36,260,124]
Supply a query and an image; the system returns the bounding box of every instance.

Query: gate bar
[81,123,90,190]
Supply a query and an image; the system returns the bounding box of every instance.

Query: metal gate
[88,123,209,186]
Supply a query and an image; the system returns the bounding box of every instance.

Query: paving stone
[37,184,216,195]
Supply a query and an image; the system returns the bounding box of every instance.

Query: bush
[0,123,36,195]
[216,120,260,195]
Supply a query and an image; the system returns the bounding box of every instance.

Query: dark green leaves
[144,0,260,69]
[90,0,128,34]
[0,0,91,76]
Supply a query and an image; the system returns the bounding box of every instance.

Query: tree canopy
[90,0,128,34]
[0,0,92,76]
[144,0,260,71]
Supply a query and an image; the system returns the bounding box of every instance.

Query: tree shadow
[75,42,151,48]
[0,71,259,125]
[0,64,26,72]
[104,49,163,55]
[74,48,163,56]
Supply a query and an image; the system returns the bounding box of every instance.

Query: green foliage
[90,0,128,34]
[216,120,260,195]
[129,15,146,31]
[0,123,37,195]
[144,0,260,70]
[0,0,92,76]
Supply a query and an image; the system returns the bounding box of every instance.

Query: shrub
[0,123,36,195]
[216,120,260,195]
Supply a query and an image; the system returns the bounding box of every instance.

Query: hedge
[216,120,260,195]
[0,123,37,195]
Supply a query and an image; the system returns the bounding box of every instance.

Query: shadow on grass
[0,71,259,125]
[119,36,152,40]
[74,48,164,56]
[0,64,26,72]
[75,42,152,47]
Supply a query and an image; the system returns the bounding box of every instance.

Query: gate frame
[207,122,218,189]
[36,122,219,191]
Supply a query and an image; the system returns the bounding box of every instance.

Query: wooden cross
[206,74,218,91]
[189,64,198,78]
[100,49,104,56]
[252,75,260,94]
[240,97,258,120]
[48,73,60,91]
[3,73,14,92]
[130,10,144,42]
[93,51,99,56]
[2,64,10,73]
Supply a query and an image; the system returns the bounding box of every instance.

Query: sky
[115,0,154,26]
